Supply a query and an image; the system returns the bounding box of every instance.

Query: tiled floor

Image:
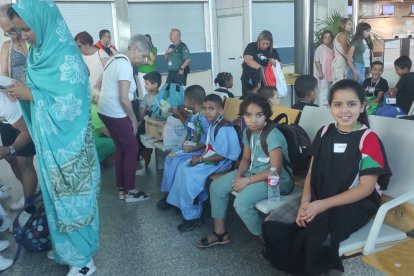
[1,157,385,275]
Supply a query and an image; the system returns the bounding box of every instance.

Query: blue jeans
[347,63,365,84]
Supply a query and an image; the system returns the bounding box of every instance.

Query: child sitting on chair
[362,61,388,115]
[197,94,292,248]
[292,75,319,110]
[166,94,241,232]
[258,86,279,106]
[262,79,391,276]
[157,85,210,209]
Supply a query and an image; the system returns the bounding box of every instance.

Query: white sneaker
[17,211,31,228]
[0,240,9,252]
[124,190,150,203]
[9,197,25,211]
[0,255,12,271]
[0,216,11,232]
[66,259,96,276]
[47,250,54,260]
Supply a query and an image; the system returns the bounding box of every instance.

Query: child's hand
[298,200,328,224]
[190,155,202,166]
[232,176,249,193]
[389,87,397,95]
[296,201,310,227]
[352,71,359,81]
[183,144,195,153]
[318,72,324,80]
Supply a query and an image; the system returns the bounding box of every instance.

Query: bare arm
[314,61,324,80]
[244,54,262,70]
[0,41,10,77]
[371,91,385,104]
[119,80,138,135]
[235,144,252,179]
[346,46,359,80]
[337,33,349,53]
[146,51,156,65]
[10,116,31,150]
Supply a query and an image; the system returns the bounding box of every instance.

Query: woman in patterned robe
[5,1,100,275]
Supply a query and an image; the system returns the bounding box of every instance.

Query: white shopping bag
[274,61,288,98]
[163,116,188,149]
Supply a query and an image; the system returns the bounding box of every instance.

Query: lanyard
[249,125,264,172]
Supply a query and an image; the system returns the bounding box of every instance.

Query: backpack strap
[273,113,288,124]
[103,55,128,71]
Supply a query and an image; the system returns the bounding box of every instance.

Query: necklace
[336,122,360,134]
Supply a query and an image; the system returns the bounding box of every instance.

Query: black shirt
[242,42,281,73]
[362,77,389,98]
[292,101,319,111]
[396,72,414,114]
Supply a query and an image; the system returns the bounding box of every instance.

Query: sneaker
[47,250,54,260]
[0,255,12,271]
[17,211,31,228]
[66,259,96,276]
[9,197,25,211]
[177,219,203,232]
[0,216,12,232]
[156,194,171,210]
[118,188,126,200]
[124,190,150,203]
[0,240,9,252]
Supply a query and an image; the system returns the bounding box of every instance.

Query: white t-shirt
[98,54,137,118]
[363,40,370,67]
[0,92,22,125]
[82,49,109,91]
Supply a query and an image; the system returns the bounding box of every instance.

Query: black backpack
[272,113,311,177]
[246,113,311,183]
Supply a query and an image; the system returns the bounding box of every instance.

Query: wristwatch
[8,146,16,157]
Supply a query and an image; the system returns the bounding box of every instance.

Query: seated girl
[166,94,241,232]
[213,72,235,99]
[158,85,210,209]
[262,79,391,275]
[197,94,292,247]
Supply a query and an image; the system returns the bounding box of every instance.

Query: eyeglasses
[243,113,265,120]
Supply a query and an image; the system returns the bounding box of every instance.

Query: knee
[233,197,249,216]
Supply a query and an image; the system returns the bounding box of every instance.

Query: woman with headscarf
[5,1,100,275]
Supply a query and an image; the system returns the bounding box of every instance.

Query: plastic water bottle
[267,167,280,202]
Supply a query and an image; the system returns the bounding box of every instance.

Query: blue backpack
[151,83,185,119]
[12,192,51,263]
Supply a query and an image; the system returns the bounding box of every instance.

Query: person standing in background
[314,30,334,106]
[332,18,352,83]
[95,29,118,57]
[164,28,191,86]
[136,34,157,100]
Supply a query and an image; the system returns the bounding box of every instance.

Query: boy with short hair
[166,94,241,232]
[362,61,389,115]
[292,75,319,110]
[390,55,414,114]
[137,71,162,167]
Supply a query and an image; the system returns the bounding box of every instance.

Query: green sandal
[197,231,230,248]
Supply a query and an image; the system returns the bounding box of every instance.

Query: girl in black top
[213,72,234,98]
[262,79,391,275]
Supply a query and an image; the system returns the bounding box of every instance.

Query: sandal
[197,231,229,248]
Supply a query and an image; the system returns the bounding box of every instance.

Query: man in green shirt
[164,28,191,86]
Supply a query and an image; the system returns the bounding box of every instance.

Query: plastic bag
[163,116,188,149]
[274,61,288,98]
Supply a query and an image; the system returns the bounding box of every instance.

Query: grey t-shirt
[142,93,157,112]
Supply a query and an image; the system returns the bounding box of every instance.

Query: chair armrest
[363,191,414,255]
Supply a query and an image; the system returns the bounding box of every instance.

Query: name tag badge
[257,157,270,163]
[386,97,396,104]
[187,122,195,130]
[333,143,347,153]
[183,141,196,146]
